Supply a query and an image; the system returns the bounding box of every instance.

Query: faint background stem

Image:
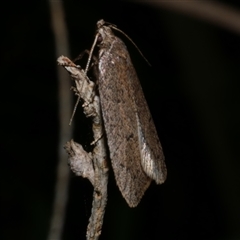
[48,1,72,240]
[132,0,240,35]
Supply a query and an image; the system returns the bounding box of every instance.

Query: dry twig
[57,56,109,240]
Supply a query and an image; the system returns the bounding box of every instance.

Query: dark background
[1,1,240,240]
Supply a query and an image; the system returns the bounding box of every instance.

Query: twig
[58,56,109,240]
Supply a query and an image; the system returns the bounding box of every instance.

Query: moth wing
[135,101,167,184]
[98,39,151,207]
[132,65,167,185]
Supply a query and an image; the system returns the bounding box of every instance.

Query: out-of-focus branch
[48,2,72,240]
[133,0,240,35]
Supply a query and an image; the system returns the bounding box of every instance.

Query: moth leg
[91,132,103,145]
[88,55,98,69]
[73,49,90,62]
[74,50,99,73]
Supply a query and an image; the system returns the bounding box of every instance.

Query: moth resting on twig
[87,20,167,207]
[58,20,167,240]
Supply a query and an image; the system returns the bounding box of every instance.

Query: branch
[57,56,109,240]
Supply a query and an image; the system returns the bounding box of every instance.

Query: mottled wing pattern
[98,37,151,207]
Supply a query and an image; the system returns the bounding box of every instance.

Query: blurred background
[1,0,240,239]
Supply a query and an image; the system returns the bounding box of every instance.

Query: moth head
[96,19,150,65]
[96,19,116,48]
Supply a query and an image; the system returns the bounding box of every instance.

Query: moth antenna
[111,25,151,66]
[69,95,81,125]
[85,32,99,73]
[69,33,99,126]
[102,20,117,28]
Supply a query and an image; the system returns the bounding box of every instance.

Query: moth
[87,20,167,207]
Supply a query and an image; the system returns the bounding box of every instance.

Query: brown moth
[88,20,167,207]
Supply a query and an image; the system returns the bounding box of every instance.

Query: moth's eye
[97,34,103,43]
